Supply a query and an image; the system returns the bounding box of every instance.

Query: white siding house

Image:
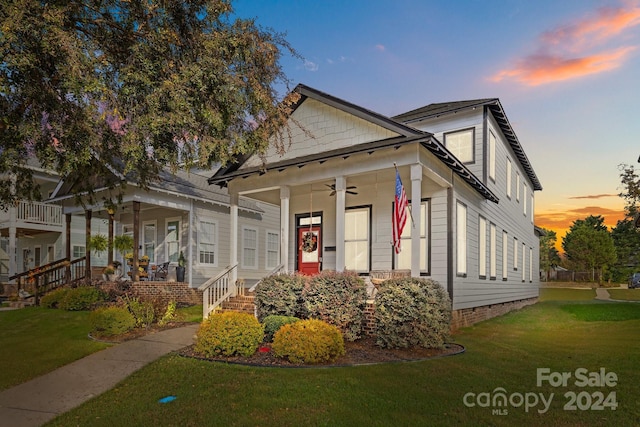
[210,84,542,327]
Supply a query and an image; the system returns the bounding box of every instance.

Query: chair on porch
[154,262,170,281]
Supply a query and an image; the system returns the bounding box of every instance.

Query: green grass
[608,289,640,301]
[0,304,201,391]
[46,299,640,427]
[560,303,640,321]
[0,307,110,390]
[539,287,596,301]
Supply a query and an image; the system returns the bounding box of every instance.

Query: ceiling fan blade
[347,190,358,195]
[330,191,336,196]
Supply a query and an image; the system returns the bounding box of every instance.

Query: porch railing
[199,263,238,320]
[16,200,63,226]
[8,257,87,304]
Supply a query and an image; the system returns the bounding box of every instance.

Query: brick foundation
[129,281,203,306]
[450,297,538,331]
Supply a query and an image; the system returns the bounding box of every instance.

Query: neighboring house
[210,84,543,327]
[1,164,280,289]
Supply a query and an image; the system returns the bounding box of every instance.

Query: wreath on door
[300,231,318,253]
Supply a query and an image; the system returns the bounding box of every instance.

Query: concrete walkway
[0,324,198,427]
[595,288,611,301]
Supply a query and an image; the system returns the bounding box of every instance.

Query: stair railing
[199,263,238,320]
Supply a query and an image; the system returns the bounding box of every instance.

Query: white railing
[199,264,238,320]
[17,201,63,226]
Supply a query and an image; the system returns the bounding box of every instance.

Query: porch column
[107,209,114,266]
[188,200,194,288]
[280,186,290,272]
[8,205,16,281]
[229,193,238,294]
[335,176,346,272]
[65,214,71,283]
[132,201,140,281]
[410,164,422,278]
[85,210,92,281]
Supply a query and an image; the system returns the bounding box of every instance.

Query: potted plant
[102,265,116,281]
[89,234,109,254]
[176,251,186,282]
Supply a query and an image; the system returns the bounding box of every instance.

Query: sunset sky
[234,0,639,251]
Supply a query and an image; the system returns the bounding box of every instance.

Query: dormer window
[444,128,474,164]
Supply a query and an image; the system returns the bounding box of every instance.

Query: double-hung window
[345,207,370,272]
[266,231,280,269]
[444,129,474,164]
[479,216,487,278]
[199,220,217,265]
[456,202,467,276]
[395,201,429,273]
[242,227,258,269]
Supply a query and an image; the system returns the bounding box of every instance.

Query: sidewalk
[0,324,198,427]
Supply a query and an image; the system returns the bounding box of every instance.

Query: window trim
[490,223,496,280]
[502,230,508,281]
[198,219,218,267]
[489,131,496,182]
[479,216,487,279]
[241,226,259,269]
[265,229,280,270]
[142,220,157,263]
[346,205,372,273]
[444,128,475,164]
[506,158,512,199]
[456,201,468,277]
[393,199,430,275]
[513,237,518,271]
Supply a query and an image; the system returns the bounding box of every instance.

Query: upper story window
[489,131,496,181]
[444,128,474,164]
[456,201,467,277]
[516,172,521,202]
[506,158,512,198]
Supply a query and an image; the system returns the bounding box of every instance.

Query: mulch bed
[178,338,465,368]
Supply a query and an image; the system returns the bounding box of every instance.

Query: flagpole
[394,163,415,228]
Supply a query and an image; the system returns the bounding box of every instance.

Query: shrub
[40,287,70,309]
[272,319,345,364]
[89,306,136,337]
[262,315,300,342]
[57,286,107,311]
[123,296,156,328]
[374,278,451,349]
[158,300,177,326]
[302,271,367,341]
[195,312,264,358]
[254,273,306,321]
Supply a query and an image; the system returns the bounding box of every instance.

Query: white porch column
[188,200,194,288]
[335,176,346,272]
[8,204,16,282]
[280,186,290,272]
[229,193,239,294]
[411,164,422,278]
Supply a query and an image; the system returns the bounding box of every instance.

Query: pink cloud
[491,5,640,85]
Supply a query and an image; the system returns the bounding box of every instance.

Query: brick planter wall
[130,281,203,306]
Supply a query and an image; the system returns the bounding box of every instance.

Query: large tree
[539,227,561,281]
[562,215,617,281]
[0,0,299,207]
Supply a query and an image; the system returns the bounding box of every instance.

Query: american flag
[393,169,408,254]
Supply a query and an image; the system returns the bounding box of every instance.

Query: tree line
[539,164,640,283]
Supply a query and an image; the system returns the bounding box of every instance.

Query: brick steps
[220,295,256,315]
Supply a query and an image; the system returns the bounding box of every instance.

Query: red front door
[297,226,321,275]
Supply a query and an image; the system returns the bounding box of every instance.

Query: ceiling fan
[325,184,358,196]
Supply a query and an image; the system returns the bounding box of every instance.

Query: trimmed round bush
[374,278,451,349]
[254,273,306,321]
[302,271,367,341]
[195,312,264,358]
[262,315,300,342]
[272,318,345,364]
[89,306,136,337]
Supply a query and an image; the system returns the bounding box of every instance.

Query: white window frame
[516,172,521,202]
[529,247,533,283]
[73,245,86,259]
[456,202,467,276]
[0,238,8,274]
[198,219,218,266]
[523,185,528,216]
[502,230,508,280]
[490,223,496,279]
[522,242,526,282]
[165,217,181,263]
[345,207,370,273]
[444,128,474,164]
[142,220,157,263]
[242,226,258,269]
[265,230,280,269]
[489,131,496,181]
[395,201,429,273]
[47,244,55,264]
[506,158,512,198]
[513,237,518,271]
[531,193,535,224]
[479,216,487,278]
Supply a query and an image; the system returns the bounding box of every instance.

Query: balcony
[0,201,64,232]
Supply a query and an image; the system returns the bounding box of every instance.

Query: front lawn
[608,289,640,301]
[46,298,640,426]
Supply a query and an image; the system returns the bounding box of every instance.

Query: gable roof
[393,99,542,191]
[209,84,499,203]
